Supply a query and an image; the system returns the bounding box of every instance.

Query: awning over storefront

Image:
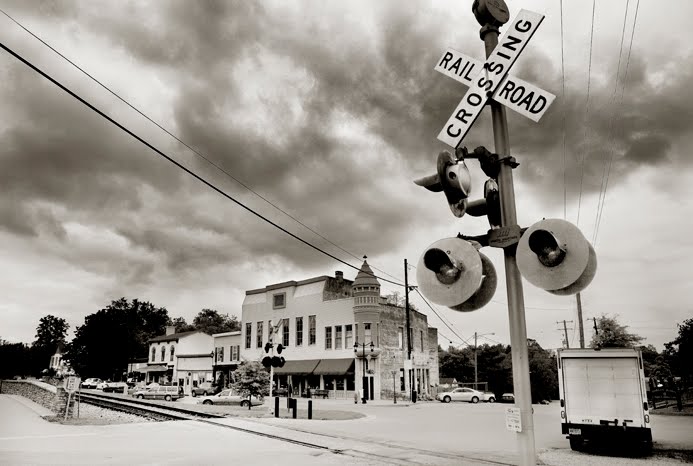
[136,365,169,373]
[273,359,320,375]
[313,358,355,375]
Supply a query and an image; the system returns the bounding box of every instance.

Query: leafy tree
[0,340,31,378]
[526,339,558,403]
[192,309,240,335]
[384,292,418,311]
[170,316,195,333]
[231,361,269,409]
[67,298,169,380]
[664,318,693,385]
[30,315,69,375]
[590,314,644,349]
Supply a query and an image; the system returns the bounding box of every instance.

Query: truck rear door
[563,356,645,427]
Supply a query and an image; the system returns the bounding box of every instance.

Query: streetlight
[474,332,495,390]
[354,340,374,404]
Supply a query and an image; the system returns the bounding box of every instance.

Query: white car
[81,378,102,389]
[437,387,494,403]
[197,389,264,407]
[96,381,109,390]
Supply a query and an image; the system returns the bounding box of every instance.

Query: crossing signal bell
[416,237,497,312]
[516,218,597,295]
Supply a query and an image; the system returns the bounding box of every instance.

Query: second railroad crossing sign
[436,9,553,148]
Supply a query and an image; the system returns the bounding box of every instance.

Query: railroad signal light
[516,218,597,295]
[264,342,272,354]
[262,356,272,368]
[417,237,496,312]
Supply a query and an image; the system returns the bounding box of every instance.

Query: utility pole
[404,258,413,401]
[474,8,537,465]
[557,320,574,349]
[474,332,495,389]
[576,293,585,348]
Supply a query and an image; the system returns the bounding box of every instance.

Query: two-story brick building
[241,259,439,401]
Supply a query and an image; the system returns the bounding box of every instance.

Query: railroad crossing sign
[437,9,552,148]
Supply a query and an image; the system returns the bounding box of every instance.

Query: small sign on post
[64,376,79,393]
[505,406,522,432]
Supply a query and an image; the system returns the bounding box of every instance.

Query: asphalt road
[2,394,691,465]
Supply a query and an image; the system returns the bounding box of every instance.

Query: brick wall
[1,380,75,417]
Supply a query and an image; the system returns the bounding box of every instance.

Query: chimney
[335,271,343,280]
[165,325,176,336]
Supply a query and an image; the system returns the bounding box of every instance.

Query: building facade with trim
[241,260,439,401]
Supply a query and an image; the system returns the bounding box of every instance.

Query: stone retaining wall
[0,379,75,417]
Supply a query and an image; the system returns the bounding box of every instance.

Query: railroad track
[75,392,225,421]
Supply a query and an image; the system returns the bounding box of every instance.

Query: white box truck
[557,348,652,453]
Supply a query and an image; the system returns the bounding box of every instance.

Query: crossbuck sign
[437,9,554,148]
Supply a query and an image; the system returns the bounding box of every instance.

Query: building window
[232,345,239,361]
[345,324,353,348]
[170,346,175,362]
[325,326,332,349]
[420,330,424,352]
[398,327,404,349]
[364,323,372,344]
[282,319,290,347]
[160,346,166,362]
[296,317,303,346]
[217,346,224,363]
[308,315,316,345]
[376,323,380,347]
[273,292,286,309]
[257,321,264,348]
[151,346,156,362]
[245,323,252,349]
[335,325,343,349]
[400,368,405,391]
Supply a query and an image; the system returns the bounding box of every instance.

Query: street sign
[435,48,555,122]
[505,406,522,432]
[64,376,80,393]
[437,9,546,148]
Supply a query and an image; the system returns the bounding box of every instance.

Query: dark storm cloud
[2,1,691,279]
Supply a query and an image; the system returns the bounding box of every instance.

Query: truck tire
[191,391,197,397]
[569,436,584,451]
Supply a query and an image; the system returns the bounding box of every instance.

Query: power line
[593,0,640,246]
[560,0,567,221]
[0,40,407,288]
[0,7,406,286]
[413,288,471,346]
[575,0,597,228]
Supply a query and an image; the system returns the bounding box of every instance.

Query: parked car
[190,383,214,397]
[96,381,110,390]
[81,378,103,389]
[133,385,183,402]
[102,382,128,393]
[481,391,496,403]
[197,389,264,407]
[500,393,515,403]
[436,387,488,403]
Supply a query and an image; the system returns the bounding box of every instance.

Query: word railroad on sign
[436,9,553,148]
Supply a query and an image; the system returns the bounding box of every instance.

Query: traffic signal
[516,218,597,295]
[275,344,284,354]
[416,237,496,312]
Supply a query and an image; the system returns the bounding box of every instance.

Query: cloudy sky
[1,0,691,352]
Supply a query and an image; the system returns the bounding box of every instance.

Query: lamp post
[354,340,374,404]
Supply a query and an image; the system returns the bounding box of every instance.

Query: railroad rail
[76,392,225,421]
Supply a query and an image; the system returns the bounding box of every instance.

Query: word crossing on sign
[437,9,545,148]
[435,48,555,122]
